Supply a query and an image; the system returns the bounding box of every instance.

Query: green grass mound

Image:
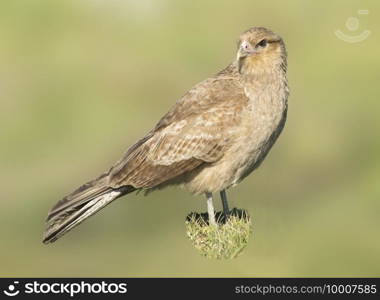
[185,208,252,260]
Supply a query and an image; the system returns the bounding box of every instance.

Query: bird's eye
[256,39,268,48]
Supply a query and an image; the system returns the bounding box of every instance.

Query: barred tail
[43,175,135,244]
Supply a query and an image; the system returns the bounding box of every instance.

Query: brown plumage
[43,27,289,243]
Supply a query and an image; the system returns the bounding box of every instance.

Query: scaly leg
[205,192,216,225]
[220,189,230,218]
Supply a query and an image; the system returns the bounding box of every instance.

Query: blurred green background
[1,0,379,277]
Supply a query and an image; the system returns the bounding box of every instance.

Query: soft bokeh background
[1,0,379,277]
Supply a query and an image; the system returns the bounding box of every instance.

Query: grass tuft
[185,208,252,260]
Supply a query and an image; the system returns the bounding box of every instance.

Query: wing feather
[108,67,247,190]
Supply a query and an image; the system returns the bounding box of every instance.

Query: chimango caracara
[43,27,289,243]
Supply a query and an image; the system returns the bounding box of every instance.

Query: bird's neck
[240,62,289,116]
[243,63,287,95]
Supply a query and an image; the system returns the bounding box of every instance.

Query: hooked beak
[237,40,256,60]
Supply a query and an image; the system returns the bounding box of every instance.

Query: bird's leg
[220,189,230,219]
[205,192,216,226]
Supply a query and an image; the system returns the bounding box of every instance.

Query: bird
[43,27,289,244]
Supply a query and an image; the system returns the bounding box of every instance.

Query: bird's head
[237,27,287,75]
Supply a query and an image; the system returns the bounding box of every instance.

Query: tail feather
[46,172,109,222]
[43,181,135,244]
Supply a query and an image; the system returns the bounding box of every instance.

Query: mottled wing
[108,69,247,190]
